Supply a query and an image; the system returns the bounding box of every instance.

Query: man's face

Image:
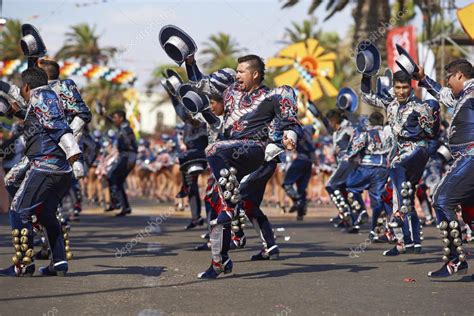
[393,81,411,103]
[210,99,224,116]
[328,118,339,131]
[446,71,464,97]
[236,62,259,92]
[112,113,123,127]
[20,84,31,103]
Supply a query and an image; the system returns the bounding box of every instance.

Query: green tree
[201,33,243,73]
[55,23,117,65]
[0,19,23,60]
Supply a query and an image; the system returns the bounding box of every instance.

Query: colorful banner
[0,59,136,85]
[386,25,418,72]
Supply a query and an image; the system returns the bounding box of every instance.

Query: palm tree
[0,19,23,60]
[282,0,391,58]
[282,17,321,44]
[201,33,243,73]
[55,23,117,65]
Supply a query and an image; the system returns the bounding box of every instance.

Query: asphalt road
[0,201,473,316]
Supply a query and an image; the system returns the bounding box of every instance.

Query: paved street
[0,201,473,316]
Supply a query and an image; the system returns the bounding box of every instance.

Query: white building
[137,92,178,134]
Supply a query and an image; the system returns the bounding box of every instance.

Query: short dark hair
[326,109,345,124]
[445,59,473,79]
[237,54,265,83]
[38,59,60,80]
[112,110,126,120]
[21,67,48,89]
[369,111,384,126]
[393,70,411,85]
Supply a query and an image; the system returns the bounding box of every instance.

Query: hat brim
[395,44,418,75]
[356,41,381,76]
[164,69,183,82]
[337,87,359,112]
[21,24,47,57]
[178,84,209,114]
[159,25,197,64]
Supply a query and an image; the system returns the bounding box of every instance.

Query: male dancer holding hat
[0,67,80,276]
[362,70,436,256]
[197,55,301,279]
[412,59,474,277]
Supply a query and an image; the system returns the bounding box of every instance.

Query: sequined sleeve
[361,92,391,110]
[419,76,456,108]
[271,85,302,139]
[61,79,92,123]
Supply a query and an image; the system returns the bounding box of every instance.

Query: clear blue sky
[4,0,472,91]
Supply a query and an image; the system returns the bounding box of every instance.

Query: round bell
[456,246,464,254]
[400,206,408,213]
[231,225,240,232]
[12,256,19,265]
[377,218,384,225]
[66,252,73,260]
[440,230,448,238]
[229,167,237,175]
[230,195,241,204]
[240,223,246,229]
[12,237,20,245]
[225,182,234,191]
[442,238,450,247]
[25,249,34,257]
[223,190,232,200]
[408,189,413,196]
[12,229,20,237]
[401,182,408,190]
[403,199,410,206]
[20,228,29,236]
[239,217,246,223]
[449,221,459,229]
[65,246,70,252]
[20,236,28,244]
[233,188,240,195]
[334,190,341,196]
[31,215,38,223]
[228,175,237,184]
[439,221,448,230]
[420,236,424,241]
[63,233,69,240]
[332,196,338,203]
[355,205,361,211]
[22,256,32,264]
[62,226,68,233]
[401,189,408,197]
[453,238,462,246]
[65,240,70,246]
[443,247,451,256]
[219,168,230,178]
[450,229,460,238]
[442,255,450,263]
[14,244,21,252]
[15,251,23,259]
[218,177,228,186]
[459,253,466,262]
[20,243,29,252]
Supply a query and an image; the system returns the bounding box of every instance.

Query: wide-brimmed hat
[20,24,47,58]
[159,25,197,65]
[395,44,418,77]
[376,68,393,98]
[161,69,183,96]
[336,87,359,112]
[355,41,380,76]
[178,83,209,114]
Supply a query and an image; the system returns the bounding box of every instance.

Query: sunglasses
[445,71,458,81]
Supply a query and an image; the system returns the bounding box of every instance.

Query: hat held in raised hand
[20,24,47,58]
[159,25,197,65]
[355,40,381,76]
[395,44,418,77]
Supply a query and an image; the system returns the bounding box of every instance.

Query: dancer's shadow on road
[67,264,166,277]
[232,262,378,280]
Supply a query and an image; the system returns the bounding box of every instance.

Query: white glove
[58,133,81,160]
[72,160,85,179]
